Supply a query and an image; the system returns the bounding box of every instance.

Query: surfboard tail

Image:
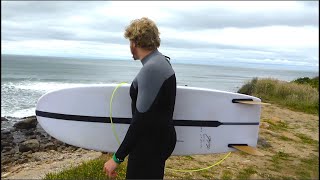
[228,144,264,156]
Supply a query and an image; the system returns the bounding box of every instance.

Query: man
[103,17,177,179]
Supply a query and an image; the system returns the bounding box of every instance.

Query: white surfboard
[35,84,262,156]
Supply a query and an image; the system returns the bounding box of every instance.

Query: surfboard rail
[36,84,262,155]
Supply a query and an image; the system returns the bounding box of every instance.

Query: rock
[19,139,40,152]
[259,122,269,129]
[1,129,11,134]
[25,130,35,136]
[44,142,57,150]
[14,117,37,130]
[53,139,65,146]
[258,137,272,148]
[34,156,41,161]
[57,147,64,152]
[3,146,11,151]
[39,134,45,138]
[26,154,33,158]
[39,145,45,151]
[1,133,13,140]
[1,158,11,165]
[2,152,12,156]
[17,158,28,164]
[1,172,11,178]
[27,135,37,140]
[65,146,74,152]
[13,154,20,160]
[1,140,10,147]
[1,117,8,122]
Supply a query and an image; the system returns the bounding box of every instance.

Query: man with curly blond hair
[104,17,177,179]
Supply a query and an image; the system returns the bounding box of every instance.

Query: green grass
[292,76,319,90]
[291,154,319,180]
[295,133,318,145]
[221,170,233,180]
[42,76,319,180]
[238,77,319,115]
[184,155,195,160]
[264,119,290,132]
[270,151,291,171]
[44,154,127,180]
[279,135,294,142]
[200,172,214,179]
[236,166,257,179]
[296,154,319,179]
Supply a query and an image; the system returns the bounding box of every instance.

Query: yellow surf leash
[109,82,128,145]
[109,82,231,173]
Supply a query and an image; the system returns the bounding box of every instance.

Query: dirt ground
[1,149,102,179]
[2,104,319,179]
[164,104,319,179]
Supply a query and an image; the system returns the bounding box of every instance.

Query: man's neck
[138,49,155,61]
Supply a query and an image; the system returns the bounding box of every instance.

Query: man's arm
[114,68,162,160]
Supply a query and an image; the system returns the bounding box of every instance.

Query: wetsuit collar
[141,49,160,66]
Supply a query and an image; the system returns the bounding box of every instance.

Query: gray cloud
[3,1,318,42]
[302,1,319,8]
[161,37,268,52]
[1,1,130,44]
[2,1,107,21]
[1,1,318,68]
[160,4,318,30]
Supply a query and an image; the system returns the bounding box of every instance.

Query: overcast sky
[1,1,319,70]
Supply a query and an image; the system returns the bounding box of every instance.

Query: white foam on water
[10,107,36,118]
[6,81,107,92]
[1,81,110,119]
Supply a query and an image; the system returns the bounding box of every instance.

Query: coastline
[1,103,319,179]
[1,116,103,179]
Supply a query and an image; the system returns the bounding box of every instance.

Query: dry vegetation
[3,77,319,180]
[38,104,318,180]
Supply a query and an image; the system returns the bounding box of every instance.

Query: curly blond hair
[124,17,160,50]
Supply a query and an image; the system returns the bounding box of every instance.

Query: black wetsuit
[115,49,177,179]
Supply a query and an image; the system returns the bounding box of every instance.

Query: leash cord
[109,82,231,173]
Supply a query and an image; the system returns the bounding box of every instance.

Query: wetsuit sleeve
[115,68,160,160]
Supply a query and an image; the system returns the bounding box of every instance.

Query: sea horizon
[1,54,318,122]
[2,53,319,73]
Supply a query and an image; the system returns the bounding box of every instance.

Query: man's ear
[131,41,136,48]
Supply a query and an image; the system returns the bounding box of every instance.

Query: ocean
[1,54,318,124]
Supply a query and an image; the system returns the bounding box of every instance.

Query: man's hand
[103,158,119,178]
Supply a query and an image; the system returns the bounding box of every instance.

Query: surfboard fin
[232,99,271,105]
[228,144,264,156]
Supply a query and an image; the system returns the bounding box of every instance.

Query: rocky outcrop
[13,116,38,129]
[1,116,81,172]
[1,117,8,121]
[19,139,40,152]
[257,137,272,148]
